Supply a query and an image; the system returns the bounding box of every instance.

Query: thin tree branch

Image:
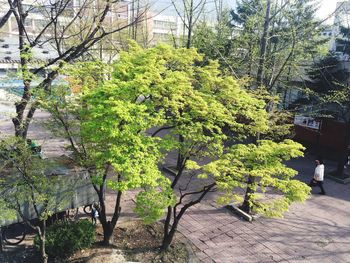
[151,126,175,137]
[0,0,17,28]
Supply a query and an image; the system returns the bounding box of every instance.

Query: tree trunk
[11,1,33,139]
[38,221,48,263]
[102,222,114,245]
[161,207,179,251]
[161,206,172,251]
[241,176,255,214]
[176,135,184,171]
[242,130,260,215]
[186,0,194,49]
[13,106,31,138]
[161,183,215,251]
[256,0,271,87]
[98,197,115,246]
[161,227,177,251]
[97,186,121,246]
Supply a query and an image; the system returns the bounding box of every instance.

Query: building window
[153,20,177,30]
[153,32,171,41]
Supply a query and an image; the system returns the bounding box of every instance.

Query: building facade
[0,0,130,75]
[149,14,185,45]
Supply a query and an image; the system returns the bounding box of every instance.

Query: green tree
[202,139,309,217]
[0,137,73,263]
[110,43,268,250]
[230,0,325,96]
[192,10,235,74]
[226,0,325,212]
[39,58,173,245]
[0,199,16,224]
[42,42,310,251]
[306,54,348,96]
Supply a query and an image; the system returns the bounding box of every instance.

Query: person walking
[309,157,326,195]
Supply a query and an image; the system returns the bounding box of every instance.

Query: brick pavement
[174,156,350,263]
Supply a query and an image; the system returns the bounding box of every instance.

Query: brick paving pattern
[175,156,350,263]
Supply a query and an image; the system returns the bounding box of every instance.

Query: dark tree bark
[92,167,122,245]
[240,176,255,214]
[0,0,17,28]
[99,188,122,245]
[171,0,206,49]
[176,135,185,171]
[5,0,146,138]
[50,103,125,245]
[186,0,194,49]
[256,0,271,87]
[161,183,216,251]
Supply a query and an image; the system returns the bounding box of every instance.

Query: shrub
[34,219,95,258]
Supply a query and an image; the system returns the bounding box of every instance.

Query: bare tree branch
[0,0,17,28]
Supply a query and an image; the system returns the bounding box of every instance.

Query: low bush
[34,219,95,258]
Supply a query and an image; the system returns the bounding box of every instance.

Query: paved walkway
[176,156,350,263]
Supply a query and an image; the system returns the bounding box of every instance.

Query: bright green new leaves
[202,139,310,218]
[63,61,112,93]
[41,43,296,224]
[40,54,173,225]
[74,47,176,222]
[101,43,269,221]
[134,182,176,224]
[113,43,268,160]
[81,82,167,193]
[0,198,16,223]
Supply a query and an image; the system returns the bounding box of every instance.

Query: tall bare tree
[171,0,207,48]
[1,0,145,138]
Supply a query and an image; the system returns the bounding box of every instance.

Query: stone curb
[226,204,253,222]
[162,166,177,176]
[177,232,200,263]
[326,173,350,184]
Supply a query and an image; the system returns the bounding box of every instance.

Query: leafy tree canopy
[201,139,309,217]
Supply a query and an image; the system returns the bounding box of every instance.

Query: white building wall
[150,13,185,44]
